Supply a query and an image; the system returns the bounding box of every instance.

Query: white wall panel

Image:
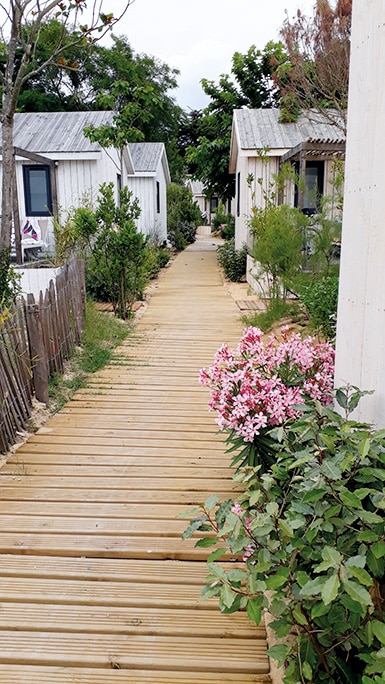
[335,0,385,424]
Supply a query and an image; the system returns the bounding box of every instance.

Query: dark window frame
[23,164,53,216]
[156,181,160,214]
[293,160,325,214]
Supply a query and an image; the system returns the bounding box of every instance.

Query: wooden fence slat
[0,258,85,453]
[25,294,49,405]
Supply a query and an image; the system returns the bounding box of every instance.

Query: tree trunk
[0,113,15,258]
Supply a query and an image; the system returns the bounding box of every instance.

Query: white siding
[14,149,121,253]
[126,163,168,242]
[234,153,280,250]
[334,0,385,425]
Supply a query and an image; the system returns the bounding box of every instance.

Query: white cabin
[0,111,170,260]
[229,108,346,290]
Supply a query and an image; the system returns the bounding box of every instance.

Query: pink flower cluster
[199,326,335,443]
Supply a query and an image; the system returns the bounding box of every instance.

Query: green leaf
[340,490,363,509]
[336,389,348,409]
[177,507,201,519]
[249,489,262,506]
[195,537,218,548]
[321,573,340,605]
[372,541,385,559]
[292,605,308,626]
[182,517,206,540]
[278,518,294,538]
[227,568,247,582]
[372,620,385,645]
[266,573,289,590]
[302,488,327,503]
[267,643,290,668]
[302,661,313,681]
[311,601,330,619]
[207,562,227,580]
[204,494,220,511]
[317,546,342,571]
[207,547,227,562]
[367,548,385,578]
[359,437,371,458]
[347,566,373,587]
[343,579,373,607]
[221,583,237,609]
[300,576,324,597]
[246,599,262,625]
[321,460,341,480]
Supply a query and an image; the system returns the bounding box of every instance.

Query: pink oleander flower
[242,544,255,562]
[199,326,334,444]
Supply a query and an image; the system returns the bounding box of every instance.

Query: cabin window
[210,197,218,214]
[23,165,52,216]
[294,161,325,214]
[156,181,160,214]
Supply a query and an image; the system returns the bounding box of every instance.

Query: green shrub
[300,275,339,340]
[167,183,201,250]
[55,183,149,319]
[217,239,247,282]
[184,387,385,684]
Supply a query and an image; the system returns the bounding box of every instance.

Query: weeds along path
[0,235,271,683]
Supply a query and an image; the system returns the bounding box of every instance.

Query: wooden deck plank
[0,464,234,479]
[0,514,208,535]
[0,603,262,637]
[0,532,223,559]
[0,666,270,683]
[6,453,229,468]
[0,632,269,673]
[0,487,238,503]
[0,555,228,583]
[0,476,241,492]
[0,241,270,683]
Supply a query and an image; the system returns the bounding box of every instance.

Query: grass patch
[48,300,131,412]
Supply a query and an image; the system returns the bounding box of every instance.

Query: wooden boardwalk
[0,236,271,683]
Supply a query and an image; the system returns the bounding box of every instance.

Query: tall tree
[187,42,288,201]
[81,36,186,180]
[276,0,352,130]
[0,0,131,272]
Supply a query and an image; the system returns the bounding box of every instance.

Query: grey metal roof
[234,108,345,150]
[187,180,205,195]
[128,142,164,173]
[8,111,114,153]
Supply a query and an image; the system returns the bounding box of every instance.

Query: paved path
[0,236,271,683]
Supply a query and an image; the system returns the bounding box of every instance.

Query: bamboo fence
[0,258,85,453]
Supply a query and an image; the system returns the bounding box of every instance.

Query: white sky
[111,0,316,110]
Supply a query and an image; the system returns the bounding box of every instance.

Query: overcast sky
[111,0,316,111]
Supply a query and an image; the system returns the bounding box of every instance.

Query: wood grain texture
[0,238,271,683]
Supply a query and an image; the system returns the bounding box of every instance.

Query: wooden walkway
[0,236,271,683]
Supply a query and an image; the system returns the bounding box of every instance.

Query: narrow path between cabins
[0,234,271,683]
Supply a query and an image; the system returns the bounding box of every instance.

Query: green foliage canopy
[186,42,288,200]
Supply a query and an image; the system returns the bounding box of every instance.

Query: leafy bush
[167,183,201,250]
[250,202,307,299]
[211,203,235,239]
[184,385,385,684]
[300,275,339,340]
[55,183,149,319]
[217,238,247,282]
